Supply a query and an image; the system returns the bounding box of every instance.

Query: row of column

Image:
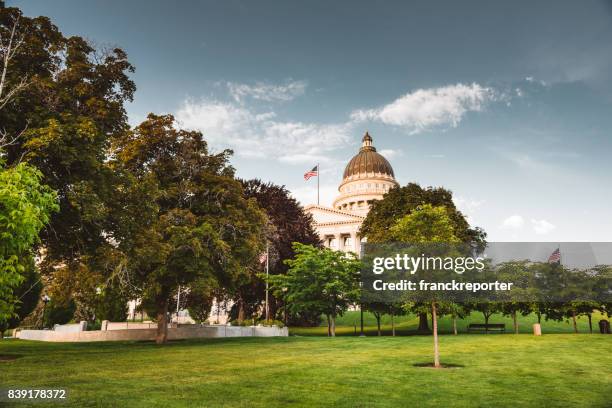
[326,232,361,255]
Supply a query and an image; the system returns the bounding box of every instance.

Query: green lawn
[290,311,606,336]
[1,334,610,407]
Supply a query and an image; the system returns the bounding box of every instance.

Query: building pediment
[304,204,366,225]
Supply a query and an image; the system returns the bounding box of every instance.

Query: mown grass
[1,333,610,407]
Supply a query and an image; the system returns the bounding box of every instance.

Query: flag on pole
[548,248,561,264]
[304,165,318,180]
[259,252,268,264]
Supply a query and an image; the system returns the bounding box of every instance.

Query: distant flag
[304,165,319,181]
[548,248,561,264]
[259,252,268,264]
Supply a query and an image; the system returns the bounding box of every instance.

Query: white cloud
[289,183,339,207]
[350,83,495,133]
[227,80,307,103]
[377,148,403,158]
[454,196,484,225]
[531,219,556,235]
[454,196,484,215]
[175,98,351,163]
[501,215,525,230]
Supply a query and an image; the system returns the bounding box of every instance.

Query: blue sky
[12,0,612,241]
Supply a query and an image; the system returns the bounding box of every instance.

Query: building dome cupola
[360,131,374,151]
[342,132,395,179]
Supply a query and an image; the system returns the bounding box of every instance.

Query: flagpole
[317,163,320,205]
[265,242,269,322]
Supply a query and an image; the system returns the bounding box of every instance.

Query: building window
[344,236,352,247]
[328,237,337,248]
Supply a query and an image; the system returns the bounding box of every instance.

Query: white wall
[15,325,288,342]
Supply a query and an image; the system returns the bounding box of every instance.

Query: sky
[11,0,612,241]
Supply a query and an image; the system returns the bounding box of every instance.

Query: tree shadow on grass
[413,362,464,369]
[0,354,23,361]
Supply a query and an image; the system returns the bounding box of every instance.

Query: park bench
[467,323,505,333]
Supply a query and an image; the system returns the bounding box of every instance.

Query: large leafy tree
[361,183,486,331]
[110,114,266,344]
[0,7,135,295]
[238,179,321,322]
[270,243,361,336]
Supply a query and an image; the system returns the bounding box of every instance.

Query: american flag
[304,165,318,180]
[548,248,561,264]
[259,252,267,264]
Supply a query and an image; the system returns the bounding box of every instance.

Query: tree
[0,258,41,337]
[0,162,57,329]
[110,114,266,344]
[361,183,486,331]
[496,261,538,334]
[239,179,321,323]
[388,204,460,368]
[270,243,361,337]
[185,279,216,324]
[0,8,135,314]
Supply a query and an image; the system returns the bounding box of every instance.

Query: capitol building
[305,132,398,255]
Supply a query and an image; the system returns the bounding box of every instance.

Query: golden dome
[342,132,395,179]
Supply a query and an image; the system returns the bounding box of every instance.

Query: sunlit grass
[1,333,610,407]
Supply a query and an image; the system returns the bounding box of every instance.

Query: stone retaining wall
[15,324,287,342]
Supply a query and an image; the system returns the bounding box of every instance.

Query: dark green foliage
[110,114,267,342]
[360,183,486,250]
[94,285,128,322]
[0,6,135,270]
[185,280,215,324]
[238,179,321,324]
[44,299,76,327]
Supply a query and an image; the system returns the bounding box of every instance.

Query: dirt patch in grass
[0,354,23,362]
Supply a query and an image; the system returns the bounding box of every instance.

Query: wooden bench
[467,323,505,333]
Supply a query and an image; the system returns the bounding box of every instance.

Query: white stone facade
[305,133,398,256]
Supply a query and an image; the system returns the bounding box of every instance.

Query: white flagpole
[317,163,320,205]
[265,242,269,321]
[176,285,181,323]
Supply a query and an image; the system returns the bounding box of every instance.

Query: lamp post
[42,295,50,329]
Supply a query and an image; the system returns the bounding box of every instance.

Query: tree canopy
[270,243,361,336]
[109,114,267,343]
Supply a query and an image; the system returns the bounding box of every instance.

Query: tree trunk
[452,313,457,336]
[155,299,169,344]
[237,297,245,324]
[418,312,429,332]
[391,313,395,337]
[513,311,518,334]
[326,314,331,337]
[376,313,381,336]
[588,313,592,334]
[484,312,490,334]
[330,315,336,337]
[537,312,541,324]
[571,310,578,333]
[432,301,440,368]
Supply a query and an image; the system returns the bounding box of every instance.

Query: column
[336,233,343,251]
[351,232,358,254]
